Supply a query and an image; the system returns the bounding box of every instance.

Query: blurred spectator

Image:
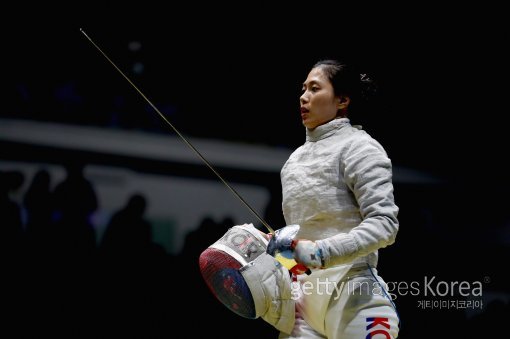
[52,161,97,258]
[23,169,53,252]
[100,193,152,256]
[0,170,24,253]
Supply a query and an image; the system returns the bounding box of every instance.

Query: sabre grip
[266,225,311,275]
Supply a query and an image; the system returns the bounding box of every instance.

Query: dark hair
[313,59,377,115]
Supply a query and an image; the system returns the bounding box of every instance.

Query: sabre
[80,28,274,234]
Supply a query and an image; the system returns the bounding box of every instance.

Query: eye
[311,86,320,92]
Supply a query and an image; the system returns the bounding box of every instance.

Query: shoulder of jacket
[342,127,387,155]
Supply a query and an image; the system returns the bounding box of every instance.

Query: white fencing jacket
[281,118,399,268]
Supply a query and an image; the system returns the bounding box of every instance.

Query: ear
[336,95,350,110]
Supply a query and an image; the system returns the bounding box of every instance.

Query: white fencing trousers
[279,266,399,339]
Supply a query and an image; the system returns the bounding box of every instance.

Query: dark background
[2,4,508,338]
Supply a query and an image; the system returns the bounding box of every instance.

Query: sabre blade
[80,28,274,234]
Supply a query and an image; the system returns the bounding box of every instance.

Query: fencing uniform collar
[306,117,350,142]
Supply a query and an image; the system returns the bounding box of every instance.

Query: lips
[300,107,309,120]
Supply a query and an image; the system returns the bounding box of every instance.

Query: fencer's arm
[315,138,399,268]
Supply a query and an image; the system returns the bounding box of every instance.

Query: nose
[300,91,308,105]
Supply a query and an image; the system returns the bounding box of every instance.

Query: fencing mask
[198,223,295,334]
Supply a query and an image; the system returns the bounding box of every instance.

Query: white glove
[292,239,324,269]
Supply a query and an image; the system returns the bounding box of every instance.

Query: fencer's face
[300,67,341,129]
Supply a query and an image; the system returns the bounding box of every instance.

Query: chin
[303,121,317,129]
[302,119,310,127]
